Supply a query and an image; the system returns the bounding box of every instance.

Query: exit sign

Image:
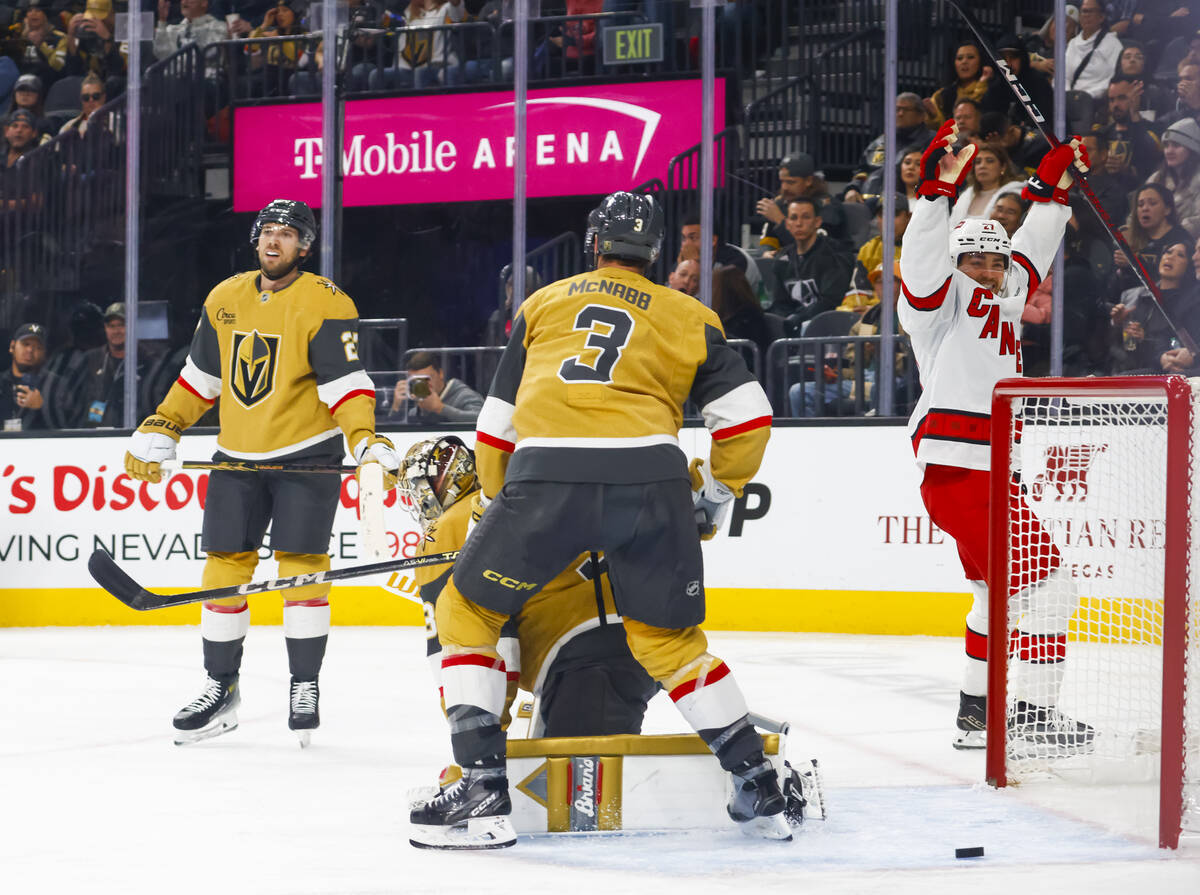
[602,23,664,66]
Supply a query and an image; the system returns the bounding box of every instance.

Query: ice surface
[2,627,1197,895]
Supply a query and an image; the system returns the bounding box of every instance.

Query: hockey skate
[409,769,516,850]
[781,759,827,828]
[952,691,987,750]
[727,760,792,841]
[173,675,239,746]
[288,678,320,748]
[1008,701,1095,758]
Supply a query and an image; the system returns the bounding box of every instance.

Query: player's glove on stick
[125,414,183,483]
[355,434,400,491]
[689,457,734,541]
[916,120,976,201]
[1023,137,1090,205]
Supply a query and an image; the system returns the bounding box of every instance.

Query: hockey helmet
[950,217,1011,290]
[583,202,608,269]
[250,199,318,249]
[499,263,542,298]
[398,436,477,526]
[595,191,664,264]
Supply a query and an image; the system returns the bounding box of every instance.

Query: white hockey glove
[355,434,401,491]
[688,458,735,541]
[125,414,183,483]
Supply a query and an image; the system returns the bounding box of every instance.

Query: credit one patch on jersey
[229,329,281,408]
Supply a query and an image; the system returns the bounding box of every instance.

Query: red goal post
[986,375,1198,849]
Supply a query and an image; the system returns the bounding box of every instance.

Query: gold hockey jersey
[475,265,772,497]
[156,271,377,459]
[414,493,620,695]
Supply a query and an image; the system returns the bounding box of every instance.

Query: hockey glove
[1023,137,1090,205]
[355,434,400,491]
[125,414,183,483]
[689,457,734,541]
[916,120,976,201]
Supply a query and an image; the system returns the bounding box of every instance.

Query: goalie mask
[398,436,477,526]
[949,218,1011,293]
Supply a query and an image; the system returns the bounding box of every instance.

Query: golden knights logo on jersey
[229,329,280,408]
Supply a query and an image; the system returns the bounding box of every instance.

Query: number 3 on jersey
[557,304,634,384]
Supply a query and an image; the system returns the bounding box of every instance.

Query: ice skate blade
[296,730,312,749]
[952,729,986,750]
[173,714,238,746]
[409,816,517,850]
[737,813,793,842]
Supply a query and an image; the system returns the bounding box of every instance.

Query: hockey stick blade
[87,548,460,611]
[944,0,1197,354]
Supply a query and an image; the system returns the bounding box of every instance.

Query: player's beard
[259,245,305,281]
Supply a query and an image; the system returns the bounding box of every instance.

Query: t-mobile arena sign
[232,78,725,210]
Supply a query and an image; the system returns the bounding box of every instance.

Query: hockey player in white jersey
[897,120,1095,752]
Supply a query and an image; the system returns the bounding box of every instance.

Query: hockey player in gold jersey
[409,193,782,849]
[123,199,400,747]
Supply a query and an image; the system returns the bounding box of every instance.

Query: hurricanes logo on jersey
[229,329,280,408]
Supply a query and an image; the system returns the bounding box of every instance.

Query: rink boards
[0,424,1158,633]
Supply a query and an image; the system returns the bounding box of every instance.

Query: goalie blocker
[411,722,824,838]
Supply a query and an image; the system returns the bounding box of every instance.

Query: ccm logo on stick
[238,572,327,594]
[483,570,538,591]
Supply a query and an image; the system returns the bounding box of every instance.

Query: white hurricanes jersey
[897,195,1070,471]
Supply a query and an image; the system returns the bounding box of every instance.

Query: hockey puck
[955,846,985,859]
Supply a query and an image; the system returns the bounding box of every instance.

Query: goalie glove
[125,414,183,483]
[354,434,400,491]
[1023,136,1090,205]
[688,457,734,541]
[916,120,976,201]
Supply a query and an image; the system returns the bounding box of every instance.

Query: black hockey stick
[171,460,359,475]
[945,0,1197,354]
[87,548,459,611]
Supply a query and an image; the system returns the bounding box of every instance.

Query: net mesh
[1002,381,1199,844]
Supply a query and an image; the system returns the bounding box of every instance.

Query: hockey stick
[167,460,358,475]
[87,548,459,611]
[945,0,1198,354]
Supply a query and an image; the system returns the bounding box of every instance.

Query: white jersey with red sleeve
[897,195,1070,471]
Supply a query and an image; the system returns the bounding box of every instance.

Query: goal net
[986,375,1200,849]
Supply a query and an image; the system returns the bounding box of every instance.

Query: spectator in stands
[1065,0,1122,100]
[710,264,770,359]
[1094,75,1163,181]
[982,34,1052,122]
[1112,42,1171,122]
[64,0,127,84]
[978,110,1046,175]
[768,196,854,330]
[486,263,541,345]
[79,302,152,427]
[1159,233,1200,373]
[989,192,1028,238]
[842,194,909,313]
[1147,119,1200,238]
[1111,182,1193,299]
[56,72,105,136]
[465,0,543,83]
[951,144,1025,225]
[16,3,68,86]
[1071,133,1134,245]
[924,42,990,128]
[1,321,62,431]
[952,97,982,143]
[153,0,230,61]
[855,142,924,206]
[371,0,468,89]
[1108,2,1195,48]
[6,74,51,142]
[680,213,760,293]
[846,93,935,201]
[1024,5,1079,77]
[41,299,104,428]
[240,0,305,96]
[389,350,483,424]
[3,109,40,171]
[667,253,700,297]
[754,151,847,252]
[1110,240,1198,371]
[533,0,602,78]
[1159,52,1200,131]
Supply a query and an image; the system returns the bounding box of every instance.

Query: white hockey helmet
[397,436,477,527]
[950,217,1012,291]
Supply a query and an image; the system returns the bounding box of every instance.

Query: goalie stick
[945,0,1198,355]
[167,460,359,475]
[88,548,459,611]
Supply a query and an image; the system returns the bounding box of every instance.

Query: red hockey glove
[1023,137,1090,205]
[916,120,977,200]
